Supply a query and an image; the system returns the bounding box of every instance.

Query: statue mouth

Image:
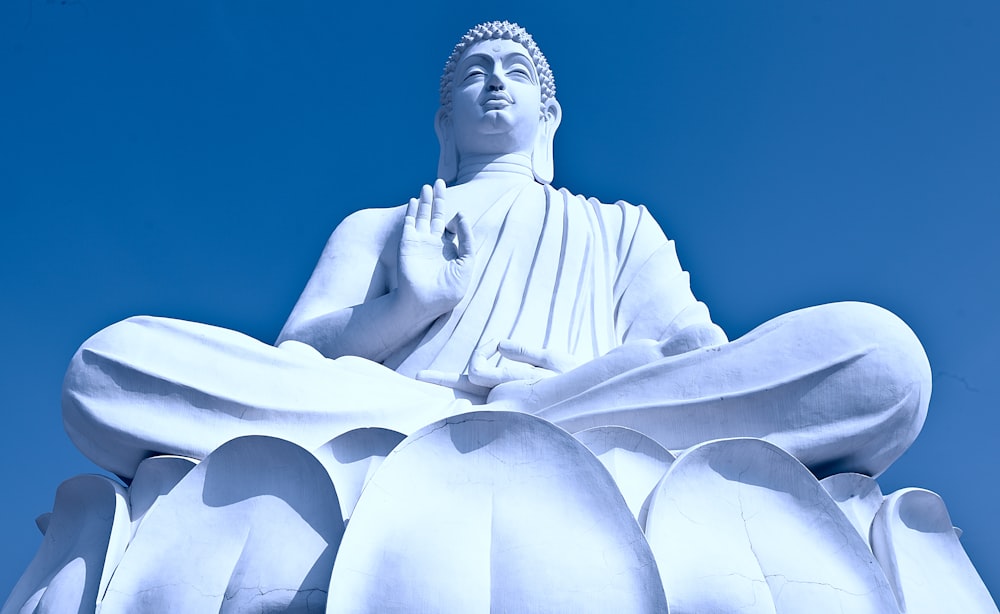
[483,96,513,110]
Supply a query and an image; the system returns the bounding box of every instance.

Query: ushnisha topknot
[439,20,556,114]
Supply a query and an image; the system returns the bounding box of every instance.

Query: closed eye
[463,68,486,81]
[506,64,535,82]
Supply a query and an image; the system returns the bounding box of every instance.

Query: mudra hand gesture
[418,338,583,396]
[397,179,476,318]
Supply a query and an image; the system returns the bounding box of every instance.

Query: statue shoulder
[551,186,646,213]
[320,205,406,262]
[551,186,666,240]
[329,205,404,245]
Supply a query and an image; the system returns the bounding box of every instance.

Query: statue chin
[482,108,517,129]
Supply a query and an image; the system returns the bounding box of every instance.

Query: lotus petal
[312,427,405,522]
[99,436,342,614]
[326,411,667,613]
[645,437,898,614]
[820,472,883,547]
[871,488,998,613]
[127,454,196,537]
[573,425,675,526]
[1,475,129,614]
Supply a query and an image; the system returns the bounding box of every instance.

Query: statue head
[436,21,562,184]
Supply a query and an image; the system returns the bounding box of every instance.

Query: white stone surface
[872,488,998,614]
[311,427,405,522]
[99,436,342,613]
[644,438,898,613]
[2,475,129,614]
[573,425,674,526]
[127,454,196,537]
[325,411,667,613]
[820,472,884,546]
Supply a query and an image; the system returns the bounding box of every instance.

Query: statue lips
[482,93,513,111]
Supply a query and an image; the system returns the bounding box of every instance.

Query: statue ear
[531,98,562,184]
[435,107,458,184]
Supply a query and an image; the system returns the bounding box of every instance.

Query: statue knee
[819,301,931,406]
[62,318,142,478]
[807,302,932,476]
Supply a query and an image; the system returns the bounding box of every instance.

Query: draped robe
[383,182,719,389]
[63,181,930,480]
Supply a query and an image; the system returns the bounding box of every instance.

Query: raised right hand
[396,179,475,318]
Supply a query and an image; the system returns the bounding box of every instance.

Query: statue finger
[466,364,505,388]
[499,362,554,383]
[430,179,448,235]
[497,340,550,368]
[452,213,475,260]
[472,338,501,363]
[468,360,550,388]
[404,197,418,228]
[497,340,575,372]
[415,184,433,232]
[467,340,502,387]
[469,340,498,374]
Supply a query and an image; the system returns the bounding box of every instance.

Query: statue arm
[615,240,728,351]
[276,208,418,362]
[278,181,476,363]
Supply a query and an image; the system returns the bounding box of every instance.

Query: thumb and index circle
[451,212,475,259]
[431,177,475,259]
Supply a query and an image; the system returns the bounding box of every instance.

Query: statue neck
[454,153,535,186]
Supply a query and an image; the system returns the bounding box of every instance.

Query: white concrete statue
[63,20,930,483]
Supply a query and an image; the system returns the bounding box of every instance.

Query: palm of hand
[397,180,475,317]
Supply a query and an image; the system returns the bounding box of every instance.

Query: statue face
[449,39,543,157]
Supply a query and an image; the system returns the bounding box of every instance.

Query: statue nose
[487,73,505,91]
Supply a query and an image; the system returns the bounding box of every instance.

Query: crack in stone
[761,574,878,597]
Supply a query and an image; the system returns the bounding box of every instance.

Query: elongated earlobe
[531,98,562,184]
[435,108,458,184]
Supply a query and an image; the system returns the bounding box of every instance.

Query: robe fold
[384,183,718,380]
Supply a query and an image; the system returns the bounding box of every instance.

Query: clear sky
[1,0,997,603]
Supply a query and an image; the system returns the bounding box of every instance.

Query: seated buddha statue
[63,21,930,481]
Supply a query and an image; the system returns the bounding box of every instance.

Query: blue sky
[1,0,998,602]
